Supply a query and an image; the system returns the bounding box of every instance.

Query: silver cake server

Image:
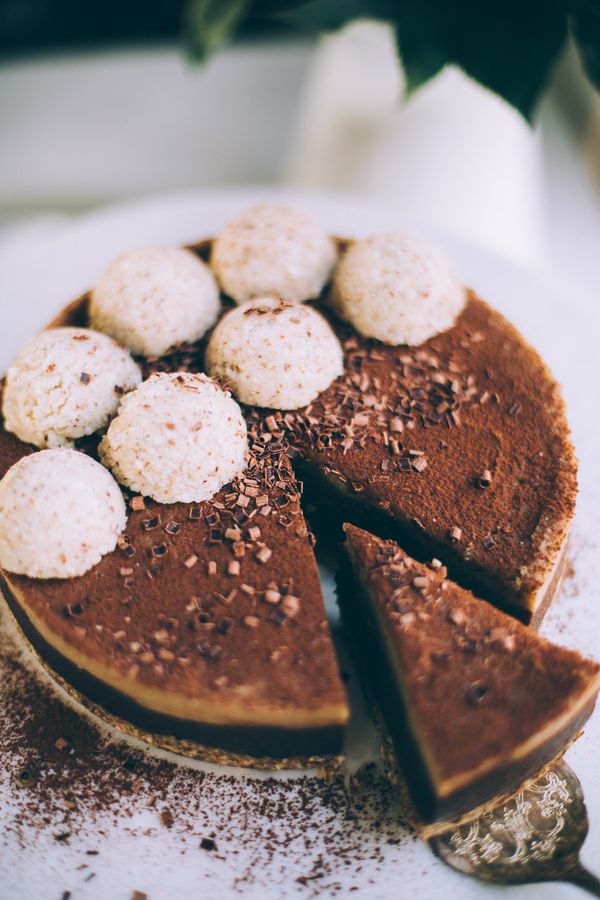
[431,759,600,896]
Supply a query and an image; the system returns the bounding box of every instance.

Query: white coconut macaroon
[90,246,221,358]
[2,327,141,449]
[329,231,466,346]
[99,372,248,504]
[211,204,337,304]
[206,297,343,410]
[0,449,126,579]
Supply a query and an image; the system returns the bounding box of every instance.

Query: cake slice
[340,524,600,825]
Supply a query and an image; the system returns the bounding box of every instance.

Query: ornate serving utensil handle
[431,759,600,896]
[565,866,600,896]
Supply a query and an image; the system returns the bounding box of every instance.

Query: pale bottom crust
[1,591,344,772]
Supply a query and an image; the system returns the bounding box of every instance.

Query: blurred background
[2,2,600,313]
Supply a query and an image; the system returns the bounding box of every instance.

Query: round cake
[0,211,594,829]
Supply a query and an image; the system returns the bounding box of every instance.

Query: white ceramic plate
[0,188,599,899]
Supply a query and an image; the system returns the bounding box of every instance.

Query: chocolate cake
[339,524,600,826]
[0,225,582,779]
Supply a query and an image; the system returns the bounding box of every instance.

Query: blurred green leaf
[257,0,394,29]
[242,0,570,121]
[185,0,249,59]
[572,0,600,92]
[394,1,568,122]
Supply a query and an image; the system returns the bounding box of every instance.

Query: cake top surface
[0,227,579,732]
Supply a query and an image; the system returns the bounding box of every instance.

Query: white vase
[283,21,545,269]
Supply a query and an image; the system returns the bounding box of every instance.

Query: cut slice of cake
[340,524,600,826]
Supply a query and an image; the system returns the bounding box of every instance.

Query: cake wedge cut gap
[339,523,600,828]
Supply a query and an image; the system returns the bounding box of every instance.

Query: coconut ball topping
[99,372,248,504]
[0,449,126,579]
[90,246,220,358]
[2,327,141,449]
[206,297,343,410]
[329,231,466,346]
[211,204,337,304]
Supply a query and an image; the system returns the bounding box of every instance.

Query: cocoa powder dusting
[0,612,415,896]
